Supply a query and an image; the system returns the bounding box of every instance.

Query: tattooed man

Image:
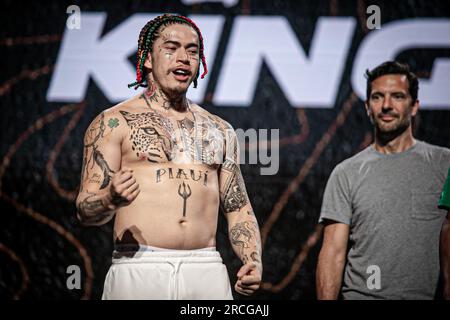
[76,14,262,300]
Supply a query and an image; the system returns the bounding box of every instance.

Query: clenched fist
[109,167,140,209]
[235,262,262,296]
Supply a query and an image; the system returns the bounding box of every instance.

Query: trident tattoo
[178,182,192,217]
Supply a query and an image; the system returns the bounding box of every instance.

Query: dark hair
[365,61,418,103]
[128,13,208,90]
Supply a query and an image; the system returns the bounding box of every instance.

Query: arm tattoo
[230,221,258,256]
[250,251,260,263]
[219,127,250,213]
[88,173,101,184]
[79,196,104,213]
[82,113,115,189]
[78,194,111,223]
[79,153,87,192]
[92,146,114,189]
[84,113,105,148]
[220,160,249,213]
[229,220,262,266]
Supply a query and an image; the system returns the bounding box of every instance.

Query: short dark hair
[365,61,419,103]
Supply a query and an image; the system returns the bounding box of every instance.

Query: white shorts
[102,245,233,300]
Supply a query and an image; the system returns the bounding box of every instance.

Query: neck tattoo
[142,92,154,110]
[142,91,194,120]
[142,88,187,112]
[161,100,171,111]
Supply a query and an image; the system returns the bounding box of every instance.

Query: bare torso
[110,96,228,249]
[114,163,220,249]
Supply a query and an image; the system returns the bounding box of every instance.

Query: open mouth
[172,68,191,81]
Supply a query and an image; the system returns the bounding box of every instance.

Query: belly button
[179,218,187,225]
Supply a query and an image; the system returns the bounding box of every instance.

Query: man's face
[365,74,419,134]
[144,23,200,97]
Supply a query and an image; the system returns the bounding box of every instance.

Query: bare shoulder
[190,102,234,132]
[83,96,143,145]
[93,94,146,126]
[104,94,144,117]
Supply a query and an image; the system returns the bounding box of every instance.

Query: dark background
[1,0,449,300]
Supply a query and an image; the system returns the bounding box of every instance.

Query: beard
[370,111,412,142]
[167,82,190,96]
[151,70,192,98]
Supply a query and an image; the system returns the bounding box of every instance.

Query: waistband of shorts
[111,245,222,264]
[114,244,216,252]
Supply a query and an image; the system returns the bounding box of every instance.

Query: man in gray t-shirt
[316,61,450,300]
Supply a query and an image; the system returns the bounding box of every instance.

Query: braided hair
[128,13,208,90]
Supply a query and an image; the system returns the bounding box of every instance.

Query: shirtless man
[75,13,262,300]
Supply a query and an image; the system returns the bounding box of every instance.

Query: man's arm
[219,125,262,296]
[316,220,349,300]
[76,110,139,226]
[441,211,450,299]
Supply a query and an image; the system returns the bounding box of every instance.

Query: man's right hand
[109,167,140,209]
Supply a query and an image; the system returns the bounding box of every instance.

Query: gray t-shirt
[319,141,450,299]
